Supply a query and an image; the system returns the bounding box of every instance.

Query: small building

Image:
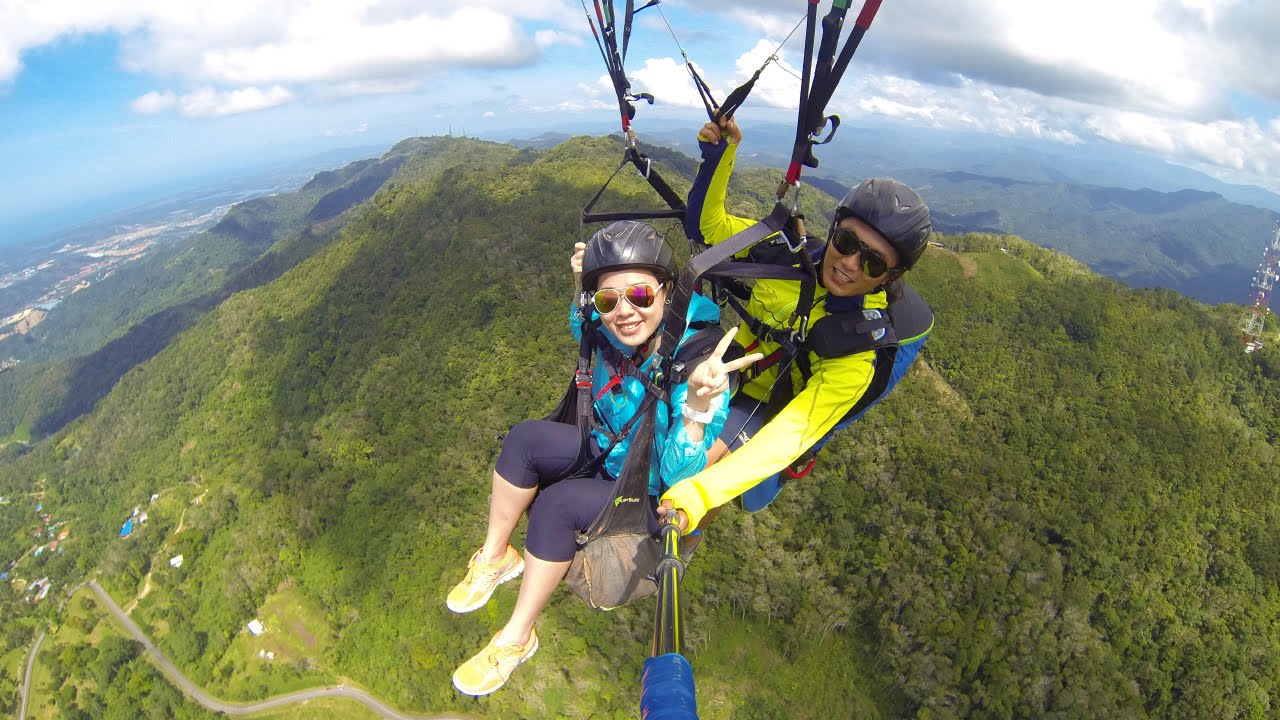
[119,519,134,537]
[247,619,265,636]
[28,577,51,603]
[169,554,184,568]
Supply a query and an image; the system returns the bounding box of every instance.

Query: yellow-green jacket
[660,138,926,530]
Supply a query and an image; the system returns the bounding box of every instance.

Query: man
[659,117,935,531]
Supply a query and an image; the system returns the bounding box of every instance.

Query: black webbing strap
[583,0,655,133]
[805,0,881,136]
[655,203,793,374]
[785,0,883,184]
[582,146,687,224]
[700,262,812,282]
[712,66,766,124]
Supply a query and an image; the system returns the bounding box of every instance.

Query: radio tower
[1241,220,1280,353]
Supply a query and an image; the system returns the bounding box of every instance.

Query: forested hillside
[2,134,1280,719]
[0,153,408,443]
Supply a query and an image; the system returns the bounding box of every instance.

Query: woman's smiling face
[594,268,666,349]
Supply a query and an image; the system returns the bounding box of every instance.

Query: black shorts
[496,419,658,562]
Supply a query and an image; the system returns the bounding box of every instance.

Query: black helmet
[581,221,676,290]
[834,178,932,270]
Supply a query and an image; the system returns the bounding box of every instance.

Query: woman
[447,220,759,696]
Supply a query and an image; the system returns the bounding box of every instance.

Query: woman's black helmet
[581,221,676,290]
[834,178,932,270]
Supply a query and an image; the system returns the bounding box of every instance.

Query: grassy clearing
[206,578,339,700]
[27,585,105,720]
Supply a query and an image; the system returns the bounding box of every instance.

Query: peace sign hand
[686,326,764,405]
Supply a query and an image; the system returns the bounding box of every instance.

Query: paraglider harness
[699,223,934,480]
[544,311,734,610]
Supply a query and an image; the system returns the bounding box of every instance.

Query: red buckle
[575,371,592,389]
[594,375,622,400]
[784,458,816,479]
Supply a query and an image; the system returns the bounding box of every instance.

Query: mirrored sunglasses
[591,283,659,314]
[828,227,894,278]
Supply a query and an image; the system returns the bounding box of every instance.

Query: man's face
[821,215,900,297]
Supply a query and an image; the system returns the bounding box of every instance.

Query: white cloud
[181,8,537,86]
[684,0,1278,117]
[633,0,1278,190]
[0,0,582,109]
[1086,112,1280,178]
[535,29,580,50]
[628,57,713,110]
[130,91,178,115]
[729,40,801,111]
[130,85,293,118]
[322,122,370,137]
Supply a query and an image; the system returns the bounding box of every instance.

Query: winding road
[18,581,469,720]
[18,630,45,720]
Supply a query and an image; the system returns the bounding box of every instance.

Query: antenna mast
[1241,220,1280,353]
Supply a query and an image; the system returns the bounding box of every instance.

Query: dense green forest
[2,134,1280,718]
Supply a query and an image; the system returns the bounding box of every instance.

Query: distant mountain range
[0,144,391,256]
[509,123,1279,306]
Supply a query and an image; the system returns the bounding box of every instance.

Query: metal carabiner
[782,214,808,254]
[789,314,810,344]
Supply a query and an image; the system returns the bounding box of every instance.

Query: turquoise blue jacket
[570,293,730,496]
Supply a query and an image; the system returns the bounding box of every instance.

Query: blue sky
[1,0,1278,246]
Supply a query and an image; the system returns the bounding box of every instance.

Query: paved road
[21,581,470,720]
[18,629,45,720]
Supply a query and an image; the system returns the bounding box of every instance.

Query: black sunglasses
[828,227,896,279]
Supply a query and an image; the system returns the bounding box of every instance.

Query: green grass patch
[1,418,32,445]
[27,586,106,719]
[207,578,338,700]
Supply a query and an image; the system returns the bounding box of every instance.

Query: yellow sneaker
[452,628,539,696]
[446,545,524,613]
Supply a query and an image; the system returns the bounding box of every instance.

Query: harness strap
[582,146,687,224]
[656,202,793,372]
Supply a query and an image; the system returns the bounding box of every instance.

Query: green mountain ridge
[2,135,1280,718]
[0,152,411,442]
[895,169,1278,304]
